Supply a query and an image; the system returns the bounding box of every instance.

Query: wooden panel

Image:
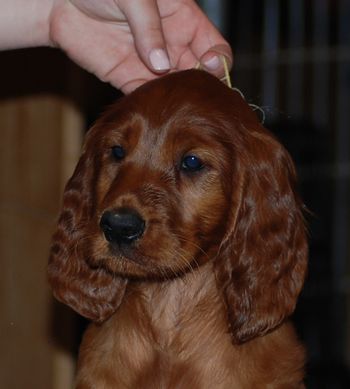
[0,96,82,389]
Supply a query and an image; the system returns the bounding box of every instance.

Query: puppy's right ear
[215,122,307,344]
[48,133,127,322]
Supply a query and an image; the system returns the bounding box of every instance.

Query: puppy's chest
[79,300,237,388]
[106,323,236,389]
[77,276,241,387]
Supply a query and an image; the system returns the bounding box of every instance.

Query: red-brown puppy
[48,70,307,388]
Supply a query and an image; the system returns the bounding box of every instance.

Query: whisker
[174,234,210,262]
[169,245,199,278]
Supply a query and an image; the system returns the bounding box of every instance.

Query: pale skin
[0,0,232,93]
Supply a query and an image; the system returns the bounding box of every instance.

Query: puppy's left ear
[48,129,127,322]
[215,125,308,344]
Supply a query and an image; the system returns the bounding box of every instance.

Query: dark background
[212,1,350,387]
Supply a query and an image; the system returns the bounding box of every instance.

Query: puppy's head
[48,70,307,342]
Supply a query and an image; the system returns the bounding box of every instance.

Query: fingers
[119,0,171,73]
[185,1,233,78]
[199,44,233,78]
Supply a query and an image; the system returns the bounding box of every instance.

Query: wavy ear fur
[48,131,127,322]
[216,122,308,344]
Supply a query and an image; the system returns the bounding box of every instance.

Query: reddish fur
[48,70,307,388]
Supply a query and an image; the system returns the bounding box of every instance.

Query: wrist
[0,0,54,50]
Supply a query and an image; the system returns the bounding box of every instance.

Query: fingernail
[203,55,220,71]
[149,48,170,71]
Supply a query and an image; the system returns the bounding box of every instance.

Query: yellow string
[194,56,265,123]
[194,55,232,88]
[220,55,232,88]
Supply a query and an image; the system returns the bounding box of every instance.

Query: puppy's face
[49,70,307,338]
[82,75,236,279]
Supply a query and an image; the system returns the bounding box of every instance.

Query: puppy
[48,69,307,388]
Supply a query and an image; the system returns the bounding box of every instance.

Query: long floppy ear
[215,126,308,344]
[48,132,127,322]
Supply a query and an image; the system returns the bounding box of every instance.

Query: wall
[0,96,82,389]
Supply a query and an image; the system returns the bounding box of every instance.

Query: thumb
[200,44,233,78]
[119,0,171,73]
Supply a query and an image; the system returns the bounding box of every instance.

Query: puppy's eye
[111,145,126,160]
[181,155,204,172]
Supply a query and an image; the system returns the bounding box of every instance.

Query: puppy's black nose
[100,208,145,245]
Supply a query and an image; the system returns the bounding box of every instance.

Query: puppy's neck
[124,262,227,342]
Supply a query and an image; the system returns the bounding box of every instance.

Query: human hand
[50,0,232,93]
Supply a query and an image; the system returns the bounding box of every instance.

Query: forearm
[0,0,53,50]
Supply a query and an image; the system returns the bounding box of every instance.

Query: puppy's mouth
[108,241,149,267]
[94,238,197,281]
[94,214,205,278]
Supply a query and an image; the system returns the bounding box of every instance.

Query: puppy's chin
[89,237,195,280]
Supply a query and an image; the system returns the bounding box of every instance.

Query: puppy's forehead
[124,69,259,131]
[130,69,231,119]
[112,71,230,135]
[96,70,260,145]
